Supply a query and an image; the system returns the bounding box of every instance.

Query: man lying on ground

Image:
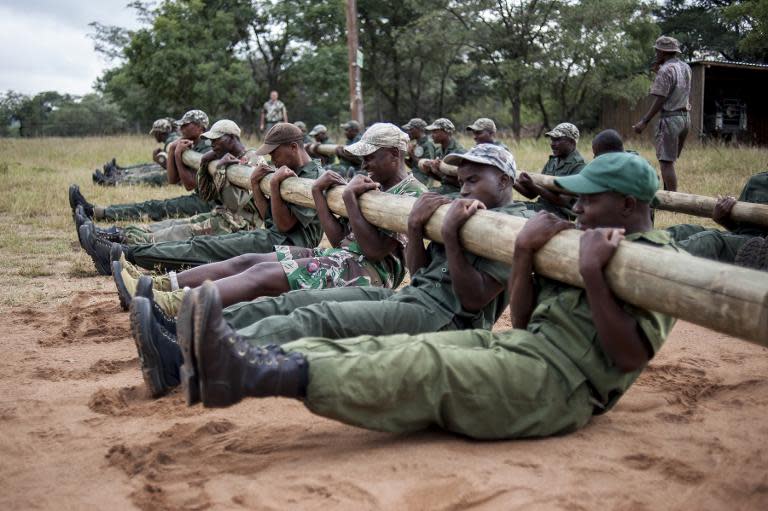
[170,151,677,441]
[128,143,534,397]
[113,123,426,316]
[78,123,323,275]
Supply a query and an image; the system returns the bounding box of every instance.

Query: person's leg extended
[287,329,593,439]
[176,253,278,288]
[679,230,752,263]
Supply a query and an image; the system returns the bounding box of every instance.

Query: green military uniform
[95,137,214,222]
[408,135,437,185]
[231,202,535,346]
[526,149,586,219]
[276,230,676,439]
[263,99,287,133]
[276,174,427,290]
[429,138,466,195]
[126,160,323,271]
[329,133,362,178]
[667,171,768,263]
[120,149,264,244]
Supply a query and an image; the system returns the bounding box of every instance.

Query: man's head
[654,35,681,63]
[345,123,409,185]
[294,121,307,134]
[592,129,624,157]
[176,110,209,140]
[270,90,279,101]
[149,118,174,143]
[402,118,427,140]
[340,120,361,140]
[555,152,658,232]
[202,119,242,157]
[255,122,308,168]
[466,118,497,145]
[545,122,579,158]
[308,124,328,142]
[426,118,455,146]
[444,144,516,208]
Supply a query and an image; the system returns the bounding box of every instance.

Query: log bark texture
[182,149,768,345]
[418,160,768,227]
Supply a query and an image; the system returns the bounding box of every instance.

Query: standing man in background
[259,90,288,133]
[632,36,691,192]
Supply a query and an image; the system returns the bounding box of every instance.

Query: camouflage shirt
[537,148,585,218]
[339,174,428,287]
[733,171,768,237]
[197,149,266,224]
[434,137,466,159]
[262,99,286,123]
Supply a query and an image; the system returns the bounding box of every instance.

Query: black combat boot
[130,296,183,398]
[68,184,94,218]
[735,236,768,271]
[180,282,308,408]
[79,222,114,276]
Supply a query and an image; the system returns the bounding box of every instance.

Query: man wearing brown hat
[633,35,691,192]
[402,118,436,184]
[90,123,323,273]
[515,122,585,219]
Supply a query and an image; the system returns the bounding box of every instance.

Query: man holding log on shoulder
[68,110,216,225]
[306,124,336,166]
[81,123,323,275]
[667,172,768,269]
[80,120,264,253]
[116,123,426,319]
[168,151,677,442]
[402,118,436,185]
[420,117,466,195]
[514,122,585,219]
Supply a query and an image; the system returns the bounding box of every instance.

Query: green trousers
[128,228,288,271]
[284,328,592,439]
[235,294,456,348]
[666,223,707,242]
[100,193,214,222]
[223,287,395,329]
[678,229,751,263]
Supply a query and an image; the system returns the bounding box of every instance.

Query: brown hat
[255,123,305,155]
[654,36,681,54]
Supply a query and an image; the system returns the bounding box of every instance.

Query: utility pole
[345,0,364,125]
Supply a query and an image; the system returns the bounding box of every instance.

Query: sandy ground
[1,273,768,510]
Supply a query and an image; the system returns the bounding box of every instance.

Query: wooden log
[417,159,768,227]
[180,149,768,345]
[307,143,339,157]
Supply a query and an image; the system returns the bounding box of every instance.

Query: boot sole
[194,283,236,408]
[177,291,200,405]
[79,224,112,276]
[130,298,172,399]
[112,261,131,311]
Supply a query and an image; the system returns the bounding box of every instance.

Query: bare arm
[311,171,347,246]
[259,110,265,130]
[174,140,198,191]
[249,164,273,221]
[166,140,180,184]
[633,95,666,133]
[441,199,502,312]
[580,228,651,373]
[342,175,399,262]
[406,193,451,275]
[269,166,300,232]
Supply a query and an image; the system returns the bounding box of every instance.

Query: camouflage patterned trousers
[122,207,259,244]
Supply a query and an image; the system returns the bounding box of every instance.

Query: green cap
[555,152,659,203]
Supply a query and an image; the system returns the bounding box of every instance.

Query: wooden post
[417,159,768,227]
[345,0,364,125]
[181,148,768,345]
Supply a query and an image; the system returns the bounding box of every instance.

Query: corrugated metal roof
[690,59,768,70]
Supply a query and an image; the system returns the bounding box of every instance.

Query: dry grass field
[0,134,767,510]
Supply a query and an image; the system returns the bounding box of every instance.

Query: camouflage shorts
[274,246,383,291]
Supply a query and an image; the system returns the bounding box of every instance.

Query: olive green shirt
[522,230,677,412]
[434,137,466,159]
[393,201,533,330]
[263,159,323,247]
[407,135,437,172]
[733,171,768,237]
[537,148,585,218]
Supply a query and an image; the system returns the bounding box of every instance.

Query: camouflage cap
[555,152,659,204]
[308,124,327,136]
[340,120,361,130]
[345,123,410,156]
[201,119,241,140]
[255,123,305,155]
[443,143,516,178]
[176,109,209,129]
[466,118,497,133]
[401,118,427,130]
[149,118,173,135]
[654,35,681,53]
[545,122,580,141]
[425,118,455,133]
[293,121,307,131]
